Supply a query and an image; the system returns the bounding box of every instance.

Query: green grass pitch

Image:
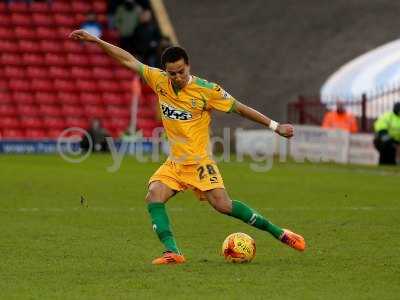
[0,154,399,299]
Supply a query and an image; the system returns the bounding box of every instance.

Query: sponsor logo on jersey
[161,103,193,120]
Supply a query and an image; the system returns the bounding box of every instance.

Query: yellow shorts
[149,159,225,200]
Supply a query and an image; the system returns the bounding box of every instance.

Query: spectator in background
[154,36,172,68]
[373,102,400,165]
[81,118,110,152]
[322,101,358,133]
[114,0,141,54]
[80,12,103,38]
[132,10,161,66]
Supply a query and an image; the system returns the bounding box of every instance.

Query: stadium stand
[0,0,158,139]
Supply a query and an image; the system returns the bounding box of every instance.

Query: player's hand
[69,29,99,43]
[276,124,294,138]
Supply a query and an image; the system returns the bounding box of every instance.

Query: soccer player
[70,29,306,264]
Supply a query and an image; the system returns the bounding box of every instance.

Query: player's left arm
[233,101,294,138]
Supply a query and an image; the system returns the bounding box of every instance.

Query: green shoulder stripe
[194,77,216,89]
[138,63,145,78]
[227,100,237,113]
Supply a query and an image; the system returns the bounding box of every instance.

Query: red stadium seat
[57,27,72,39]
[114,68,134,80]
[102,92,126,105]
[71,2,92,14]
[57,92,80,104]
[39,105,62,117]
[65,117,88,128]
[46,129,63,138]
[71,67,92,79]
[4,66,25,78]
[0,79,7,91]
[36,27,58,40]
[0,117,20,129]
[54,79,76,93]
[137,108,155,119]
[43,117,66,129]
[0,2,6,12]
[92,2,107,14]
[49,66,71,79]
[17,104,40,117]
[120,80,133,92]
[34,92,57,105]
[93,67,114,79]
[30,2,50,13]
[63,40,84,53]
[9,79,31,92]
[27,66,48,78]
[19,40,41,53]
[40,40,63,53]
[102,29,119,44]
[85,43,103,54]
[80,92,102,104]
[1,53,22,66]
[84,105,106,118]
[25,129,47,139]
[11,13,32,26]
[23,53,45,66]
[8,1,28,13]
[89,54,112,66]
[67,54,89,66]
[108,118,129,131]
[2,129,24,138]
[61,105,84,117]
[12,92,34,104]
[97,80,120,92]
[0,28,16,40]
[137,119,158,130]
[0,40,18,53]
[15,27,37,39]
[20,117,43,129]
[106,106,130,118]
[0,105,17,117]
[51,2,72,14]
[32,13,54,26]
[31,79,54,92]
[0,91,12,104]
[45,53,67,66]
[76,80,97,92]
[0,14,11,27]
[54,14,77,27]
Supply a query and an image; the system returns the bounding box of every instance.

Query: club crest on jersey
[161,103,192,120]
[191,99,197,108]
[221,89,232,99]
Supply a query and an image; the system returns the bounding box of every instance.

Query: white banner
[348,134,379,165]
[290,125,350,164]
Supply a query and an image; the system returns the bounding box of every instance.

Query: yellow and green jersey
[139,64,236,164]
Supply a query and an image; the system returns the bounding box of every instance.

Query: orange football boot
[280,229,306,251]
[152,251,186,265]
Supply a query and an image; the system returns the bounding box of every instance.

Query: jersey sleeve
[139,64,163,91]
[206,84,236,113]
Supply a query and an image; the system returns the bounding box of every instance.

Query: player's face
[165,59,190,89]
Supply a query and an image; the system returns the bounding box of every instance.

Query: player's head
[161,46,190,89]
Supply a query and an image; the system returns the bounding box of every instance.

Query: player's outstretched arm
[69,29,143,73]
[233,101,294,138]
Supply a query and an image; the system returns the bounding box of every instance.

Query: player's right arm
[69,29,144,75]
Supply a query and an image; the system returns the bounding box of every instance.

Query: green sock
[147,202,180,254]
[229,200,284,239]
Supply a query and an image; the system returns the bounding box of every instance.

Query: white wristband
[269,120,279,131]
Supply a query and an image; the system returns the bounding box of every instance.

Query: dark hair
[161,46,189,69]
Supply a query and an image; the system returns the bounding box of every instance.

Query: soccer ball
[222,232,256,263]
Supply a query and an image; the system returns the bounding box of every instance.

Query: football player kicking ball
[70,29,306,265]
